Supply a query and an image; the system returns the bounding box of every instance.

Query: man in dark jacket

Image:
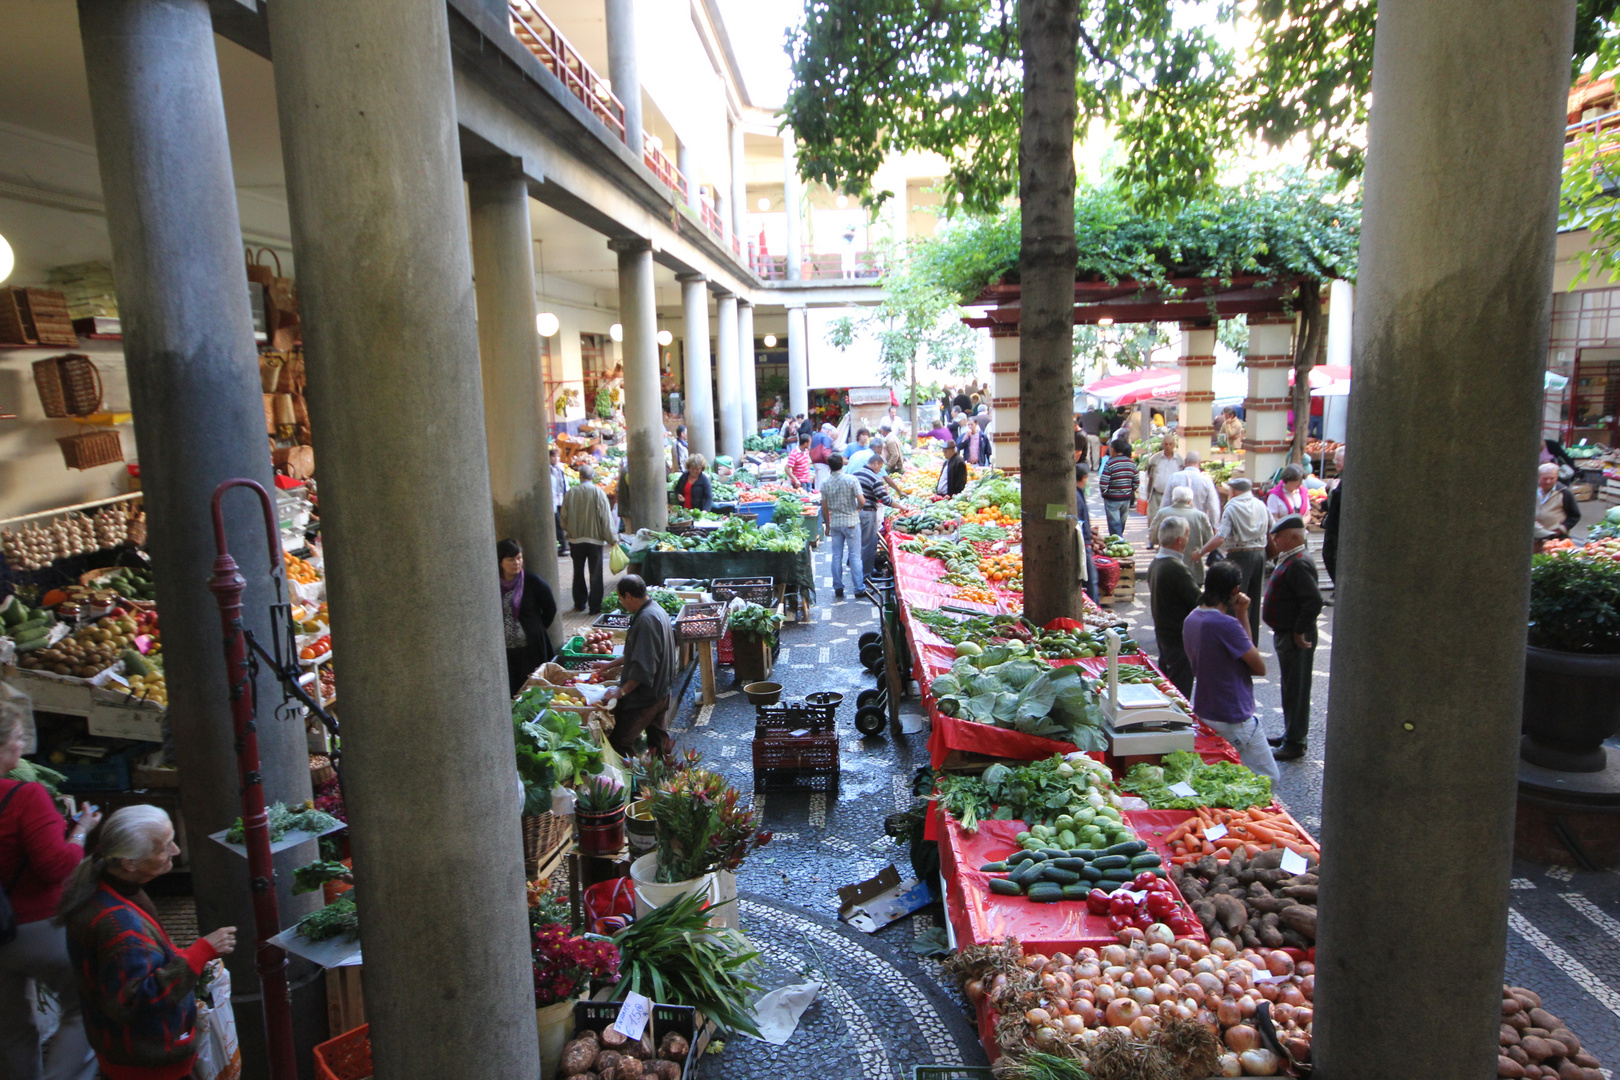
[1076,461,1098,602]
[1261,515,1323,761]
[1321,447,1343,584]
[597,575,676,755]
[1148,516,1201,696]
[936,441,968,497]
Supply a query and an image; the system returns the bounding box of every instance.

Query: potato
[1499,1056,1526,1079]
[1549,1030,1580,1056]
[1529,1009,1560,1030]
[1556,1061,1583,1080]
[1520,1037,1555,1062]
[1508,1012,1532,1031]
[561,1034,600,1077]
[1507,1045,1530,1066]
[1501,1024,1521,1046]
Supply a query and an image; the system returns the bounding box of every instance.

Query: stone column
[679,273,716,459]
[1243,316,1294,482]
[738,300,759,436]
[266,3,539,1077]
[786,303,809,417]
[782,126,803,281]
[611,237,668,533]
[604,0,642,156]
[1177,321,1216,457]
[77,4,320,1073]
[715,291,743,461]
[730,118,747,246]
[677,139,695,207]
[989,329,1021,471]
[468,167,559,605]
[1312,2,1575,1078]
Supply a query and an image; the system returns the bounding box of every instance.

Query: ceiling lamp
[757,197,771,211]
[763,334,777,347]
[1097,317,1115,327]
[609,323,623,342]
[657,329,673,346]
[835,194,849,208]
[535,312,560,337]
[0,233,13,285]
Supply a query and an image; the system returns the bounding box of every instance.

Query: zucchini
[1106,840,1147,857]
[979,862,1009,873]
[1129,852,1163,869]
[1093,854,1130,870]
[987,877,1022,896]
[1040,866,1081,885]
[1026,883,1065,903]
[1100,868,1136,883]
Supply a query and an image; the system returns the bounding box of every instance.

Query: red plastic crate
[313,1024,371,1080]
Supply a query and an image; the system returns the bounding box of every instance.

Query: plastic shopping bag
[609,542,629,575]
[193,961,242,1080]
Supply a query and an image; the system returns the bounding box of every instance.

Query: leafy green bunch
[1529,551,1620,654]
[225,802,340,845]
[610,888,762,1036]
[930,648,1104,748]
[513,702,605,816]
[649,767,771,883]
[725,601,784,642]
[1120,750,1273,810]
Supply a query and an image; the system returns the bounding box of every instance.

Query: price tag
[612,991,652,1041]
[1203,823,1228,841]
[1168,781,1198,798]
[1045,503,1069,521]
[1280,848,1309,875]
[1254,970,1290,983]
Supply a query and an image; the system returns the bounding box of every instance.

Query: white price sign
[1168,781,1198,798]
[612,991,652,1042]
[1280,848,1309,875]
[1203,823,1228,841]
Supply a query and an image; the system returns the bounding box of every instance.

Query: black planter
[1522,644,1620,772]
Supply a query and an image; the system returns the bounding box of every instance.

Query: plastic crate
[313,1023,371,1080]
[675,601,726,642]
[56,751,131,792]
[711,576,775,605]
[570,999,709,1079]
[733,501,777,526]
[752,703,839,790]
[592,612,635,630]
[913,1068,994,1080]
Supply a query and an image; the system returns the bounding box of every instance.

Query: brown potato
[560,1034,600,1077]
[1498,1054,1525,1079]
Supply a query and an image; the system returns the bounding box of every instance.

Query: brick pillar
[1178,321,1216,456]
[989,327,1020,472]
[1244,315,1296,484]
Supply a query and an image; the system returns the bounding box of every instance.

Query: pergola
[962,274,1312,480]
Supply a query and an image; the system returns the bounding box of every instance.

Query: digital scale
[1099,630,1196,756]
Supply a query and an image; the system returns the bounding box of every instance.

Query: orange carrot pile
[1161,806,1320,865]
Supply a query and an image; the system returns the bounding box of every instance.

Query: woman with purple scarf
[498,538,558,695]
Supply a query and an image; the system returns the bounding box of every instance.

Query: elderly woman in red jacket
[0,685,98,1080]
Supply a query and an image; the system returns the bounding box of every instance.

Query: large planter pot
[629,852,717,918]
[575,807,626,856]
[625,800,656,858]
[536,997,578,1080]
[1522,644,1620,772]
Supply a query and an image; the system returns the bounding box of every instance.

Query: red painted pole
[208,479,297,1080]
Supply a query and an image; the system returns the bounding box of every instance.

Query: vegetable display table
[639,546,817,610]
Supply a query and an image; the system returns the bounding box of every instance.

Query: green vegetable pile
[725,601,783,642]
[892,508,957,535]
[771,494,808,529]
[1121,750,1273,810]
[957,523,1010,543]
[950,475,1021,518]
[513,697,605,815]
[1101,535,1134,559]
[1032,626,1137,659]
[931,647,1107,748]
[291,860,351,895]
[743,432,784,453]
[225,803,340,845]
[711,481,740,502]
[982,839,1162,903]
[646,515,805,553]
[935,754,1132,837]
[913,609,1032,646]
[296,896,359,943]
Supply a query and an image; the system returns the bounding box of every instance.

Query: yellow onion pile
[973,924,1313,1077]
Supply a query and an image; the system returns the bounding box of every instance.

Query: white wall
[637,1,730,196]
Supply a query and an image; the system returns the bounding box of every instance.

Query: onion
[1129,1015,1157,1039]
[1196,972,1225,995]
[1119,927,1146,946]
[1194,957,1217,975]
[1238,1048,1280,1075]
[1216,999,1243,1027]
[1284,1036,1311,1063]
[1023,955,1049,972]
[1184,983,1207,1005]
[1075,962,1102,979]
[1225,1024,1260,1052]
[1175,953,1196,970]
[1146,942,1175,966]
[1295,961,1314,977]
[1062,1014,1087,1034]
[1101,945,1132,968]
[990,974,1007,994]
[965,979,985,1005]
[1299,975,1314,1001]
[1051,952,1073,968]
[1170,968,1193,986]
[1293,1007,1312,1028]
[1104,997,1142,1027]
[1238,994,1258,1018]
[1146,923,1176,946]
[1041,973,1059,992]
[1104,966,1128,982]
[1033,1026,1063,1050]
[1256,982,1279,1002]
[1217,1052,1243,1077]
[1130,986,1155,1005]
[1075,1000,1098,1026]
[1211,937,1239,959]
[1142,1003,1160,1019]
[1133,969,1157,989]
[1272,1003,1295,1024]
[1026,1008,1052,1026]
[1154,983,1178,1003]
[1266,952,1294,977]
[1095,984,1117,1004]
[1278,984,1305,1008]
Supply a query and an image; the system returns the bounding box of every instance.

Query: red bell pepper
[1144,892,1177,919]
[1109,894,1135,918]
[1085,889,1113,916]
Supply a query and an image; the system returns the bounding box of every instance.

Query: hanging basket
[56,429,123,471]
[33,354,104,417]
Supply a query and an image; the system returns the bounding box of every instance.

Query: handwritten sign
[1280,848,1309,875]
[612,991,652,1041]
[1045,503,1068,521]
[1203,823,1228,841]
[1168,781,1198,799]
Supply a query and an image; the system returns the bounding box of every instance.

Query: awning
[1082,368,1180,406]
[1288,364,1353,397]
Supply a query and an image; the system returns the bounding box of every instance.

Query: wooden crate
[325,965,365,1039]
[1111,559,1137,602]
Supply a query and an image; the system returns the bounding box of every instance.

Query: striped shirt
[1100,456,1140,500]
[820,470,863,528]
[857,465,897,510]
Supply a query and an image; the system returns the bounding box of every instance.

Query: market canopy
[1290,364,1353,397]
[1082,368,1180,406]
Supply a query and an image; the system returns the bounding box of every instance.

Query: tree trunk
[1018,0,1081,625]
[1290,280,1325,465]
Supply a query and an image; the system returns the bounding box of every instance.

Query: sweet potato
[1248,849,1285,871]
[1499,1055,1526,1079]
[1504,997,1524,1016]
[1511,987,1543,1009]
[1507,1045,1530,1066]
[1556,1060,1583,1080]
[1279,904,1316,940]
[1529,1009,1560,1031]
[1573,1052,1600,1069]
[1213,894,1248,932]
[1501,1024,1521,1047]
[1279,885,1318,903]
[1520,1036,1556,1062]
[562,1035,602,1077]
[1550,1029,1580,1056]
[1507,1011,1532,1032]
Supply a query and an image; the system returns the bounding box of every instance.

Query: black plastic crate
[674,601,726,642]
[570,999,709,1079]
[710,576,775,605]
[592,612,635,630]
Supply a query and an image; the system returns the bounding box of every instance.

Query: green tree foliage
[1072,322,1168,383]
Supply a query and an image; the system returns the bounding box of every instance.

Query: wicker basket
[32,354,103,417]
[521,812,571,865]
[18,289,77,346]
[56,429,123,470]
[0,289,34,345]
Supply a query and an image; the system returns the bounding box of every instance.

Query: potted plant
[623,749,699,858]
[631,767,770,915]
[1523,551,1620,772]
[609,888,763,1038]
[574,774,627,856]
[531,920,619,1078]
[726,601,783,683]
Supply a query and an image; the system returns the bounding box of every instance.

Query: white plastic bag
[193,961,242,1080]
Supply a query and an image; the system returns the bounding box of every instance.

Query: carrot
[1243,823,1279,844]
[1215,838,1244,851]
[1244,843,1263,858]
[1164,819,1198,843]
[1278,839,1316,858]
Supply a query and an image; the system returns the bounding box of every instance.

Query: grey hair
[578,464,596,482]
[0,681,32,746]
[1281,464,1304,483]
[1182,449,1201,466]
[1158,516,1190,545]
[1538,462,1558,476]
[57,805,173,921]
[1170,486,1193,507]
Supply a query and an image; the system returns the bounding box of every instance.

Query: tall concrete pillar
[738,300,758,436]
[787,304,809,417]
[266,3,538,1077]
[1177,321,1216,457]
[611,237,668,532]
[715,291,743,460]
[782,127,803,281]
[77,4,320,1074]
[604,0,642,156]
[1244,316,1294,482]
[468,167,559,608]
[730,119,747,245]
[989,329,1020,471]
[1312,2,1575,1078]
[679,273,716,459]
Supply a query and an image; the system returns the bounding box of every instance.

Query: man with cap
[1261,514,1323,761]
[1195,477,1269,642]
[936,440,968,497]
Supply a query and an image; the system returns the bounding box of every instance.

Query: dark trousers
[571,542,605,613]
[1274,631,1315,748]
[1157,634,1194,698]
[1224,548,1265,642]
[555,508,568,554]
[506,644,543,696]
[610,694,671,757]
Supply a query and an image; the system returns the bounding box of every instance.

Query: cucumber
[1129,853,1163,869]
[979,862,1009,873]
[1106,840,1148,857]
[1051,858,1089,872]
[1061,883,1091,901]
[1093,854,1130,870]
[1068,849,1098,861]
[987,877,1022,896]
[1079,865,1104,882]
[1100,868,1136,883]
[1011,861,1045,887]
[1040,866,1081,885]
[1038,848,1068,861]
[1026,883,1065,903]
[13,625,50,644]
[1007,850,1038,866]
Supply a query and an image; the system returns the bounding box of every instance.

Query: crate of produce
[568,999,712,1080]
[674,601,726,642]
[913,1069,994,1080]
[56,430,124,471]
[591,611,635,630]
[558,629,622,668]
[32,354,104,417]
[312,1024,370,1080]
[56,750,131,792]
[710,576,774,605]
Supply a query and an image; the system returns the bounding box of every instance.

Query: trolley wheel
[857,631,882,650]
[856,688,882,709]
[855,707,888,737]
[860,642,885,672]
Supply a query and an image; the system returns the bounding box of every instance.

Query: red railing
[643,138,687,199]
[509,1,625,140]
[732,235,742,257]
[700,200,724,239]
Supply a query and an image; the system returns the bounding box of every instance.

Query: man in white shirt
[550,447,569,556]
[1165,450,1222,527]
[1194,476,1270,641]
[1142,433,1184,547]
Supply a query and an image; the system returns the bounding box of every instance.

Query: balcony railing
[752,252,886,282]
[700,200,724,239]
[509,1,625,139]
[643,139,687,199]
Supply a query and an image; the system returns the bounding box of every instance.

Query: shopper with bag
[59,806,236,1080]
[0,686,98,1080]
[561,464,617,615]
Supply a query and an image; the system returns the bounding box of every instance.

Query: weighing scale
[1099,630,1195,756]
